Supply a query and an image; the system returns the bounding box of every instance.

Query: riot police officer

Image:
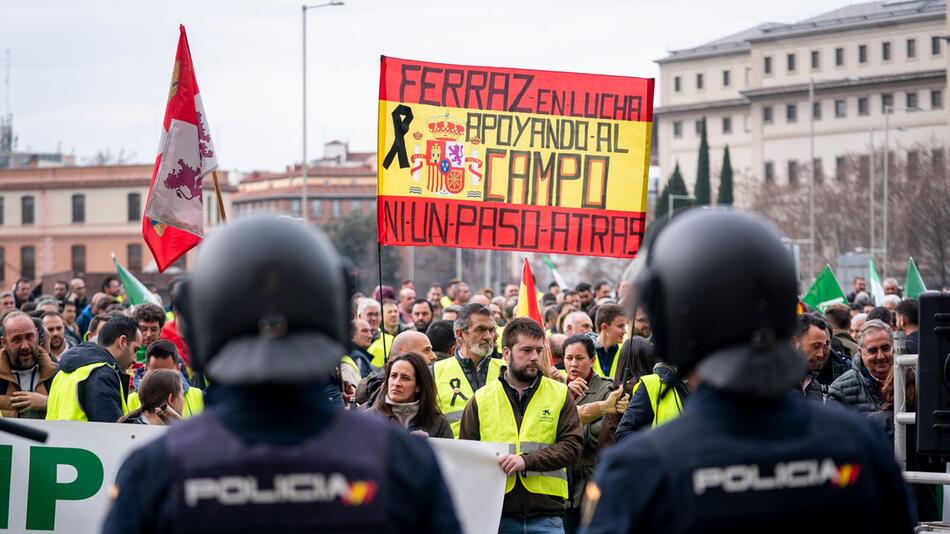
[103,215,460,533]
[583,208,914,533]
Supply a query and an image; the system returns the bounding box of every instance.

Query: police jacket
[584,386,915,533]
[49,343,129,423]
[827,355,883,413]
[102,383,460,534]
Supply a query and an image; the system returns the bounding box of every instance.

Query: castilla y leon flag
[377,57,654,259]
[143,25,218,272]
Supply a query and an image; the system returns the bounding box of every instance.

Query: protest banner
[377,56,654,259]
[0,420,505,534]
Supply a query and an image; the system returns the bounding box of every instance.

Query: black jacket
[57,343,129,423]
[614,365,689,443]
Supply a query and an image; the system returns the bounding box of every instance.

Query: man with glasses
[827,319,893,413]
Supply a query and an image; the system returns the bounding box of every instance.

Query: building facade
[0,164,234,285]
[655,0,949,205]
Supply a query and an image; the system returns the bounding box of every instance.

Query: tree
[694,118,711,205]
[324,210,402,293]
[717,145,734,205]
[655,162,690,221]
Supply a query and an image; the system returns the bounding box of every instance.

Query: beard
[11,346,39,370]
[510,361,539,383]
[414,320,431,332]
[50,337,64,351]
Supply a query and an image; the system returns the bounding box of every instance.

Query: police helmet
[177,215,350,385]
[634,208,803,397]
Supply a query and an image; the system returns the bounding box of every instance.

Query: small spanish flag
[515,258,544,325]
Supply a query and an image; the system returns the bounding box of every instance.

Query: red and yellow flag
[515,258,543,325]
[377,57,654,259]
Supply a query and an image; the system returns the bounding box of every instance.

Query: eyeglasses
[865,344,892,355]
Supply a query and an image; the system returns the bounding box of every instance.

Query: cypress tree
[656,163,690,221]
[717,145,734,205]
[694,117,711,205]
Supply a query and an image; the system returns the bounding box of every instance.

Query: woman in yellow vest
[613,358,693,443]
[458,317,583,534]
[118,369,184,425]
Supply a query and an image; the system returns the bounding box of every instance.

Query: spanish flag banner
[377,57,654,258]
[515,258,543,325]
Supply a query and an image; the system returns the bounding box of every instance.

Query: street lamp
[302,1,344,222]
[668,194,694,222]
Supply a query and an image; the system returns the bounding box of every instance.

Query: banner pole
[211,170,228,223]
[377,239,388,363]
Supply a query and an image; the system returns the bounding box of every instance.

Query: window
[20,246,35,281]
[352,200,363,212]
[672,121,683,138]
[763,106,774,124]
[722,70,731,87]
[290,199,301,217]
[127,193,141,222]
[764,162,775,183]
[906,91,918,110]
[788,161,799,185]
[859,155,870,181]
[835,156,847,181]
[695,120,704,136]
[722,116,732,134]
[127,244,142,272]
[696,73,704,90]
[933,36,943,56]
[835,47,845,66]
[332,200,341,217]
[71,194,85,223]
[858,97,869,116]
[0,196,4,225]
[71,245,86,275]
[812,101,822,120]
[21,196,34,225]
[882,41,892,61]
[674,76,681,92]
[310,199,322,216]
[811,50,820,69]
[933,148,946,175]
[881,93,893,113]
[834,99,847,118]
[764,56,772,74]
[932,89,944,109]
[908,150,920,178]
[907,38,916,58]
[0,247,4,283]
[858,45,868,64]
[787,53,796,72]
[786,104,797,123]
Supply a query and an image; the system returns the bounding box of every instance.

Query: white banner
[0,420,505,534]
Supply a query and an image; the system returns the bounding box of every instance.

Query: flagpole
[211,170,228,223]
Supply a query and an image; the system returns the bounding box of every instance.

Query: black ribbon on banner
[449,377,468,406]
[382,104,413,169]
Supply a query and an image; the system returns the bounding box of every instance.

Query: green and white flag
[905,257,927,299]
[113,253,161,306]
[542,256,568,291]
[868,259,885,305]
[802,265,847,312]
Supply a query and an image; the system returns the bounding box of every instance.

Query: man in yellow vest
[459,317,582,534]
[359,298,393,368]
[432,303,501,437]
[127,340,204,418]
[593,304,626,378]
[47,315,141,422]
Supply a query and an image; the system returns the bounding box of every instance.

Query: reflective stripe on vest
[591,345,620,379]
[640,373,684,428]
[475,376,569,499]
[127,386,204,418]
[45,362,128,421]
[367,333,395,369]
[434,356,502,438]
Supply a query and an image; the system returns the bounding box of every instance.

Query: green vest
[46,362,128,421]
[591,345,620,379]
[434,356,502,438]
[475,376,569,499]
[127,386,204,418]
[367,332,395,369]
[639,373,684,428]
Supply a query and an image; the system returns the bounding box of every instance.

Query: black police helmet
[178,215,349,385]
[634,208,803,397]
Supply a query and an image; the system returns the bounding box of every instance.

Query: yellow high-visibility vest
[46,362,128,421]
[475,375,568,499]
[434,356,501,438]
[367,332,395,369]
[639,373,685,428]
[591,345,620,379]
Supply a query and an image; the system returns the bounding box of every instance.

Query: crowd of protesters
[0,269,944,532]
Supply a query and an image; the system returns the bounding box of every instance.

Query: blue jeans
[498,515,564,534]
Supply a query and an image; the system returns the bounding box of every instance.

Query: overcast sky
[3,0,859,172]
